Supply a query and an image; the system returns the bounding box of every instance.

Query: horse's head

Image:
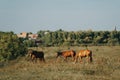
[27,49,34,57]
[56,51,62,58]
[25,49,33,61]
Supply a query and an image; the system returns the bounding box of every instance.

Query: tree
[0,32,27,61]
[51,32,58,46]
[43,32,53,46]
[23,40,36,47]
[36,30,120,46]
[108,38,119,46]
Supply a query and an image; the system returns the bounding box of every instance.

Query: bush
[0,31,27,61]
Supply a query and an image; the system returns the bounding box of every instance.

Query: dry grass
[0,46,120,80]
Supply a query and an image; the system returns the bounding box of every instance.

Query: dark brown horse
[27,49,45,63]
[74,49,92,63]
[56,50,76,61]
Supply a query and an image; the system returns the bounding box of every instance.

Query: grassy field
[0,46,120,80]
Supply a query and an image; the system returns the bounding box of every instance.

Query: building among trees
[17,32,38,40]
[17,32,27,38]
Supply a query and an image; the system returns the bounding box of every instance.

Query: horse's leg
[89,51,93,62]
[86,56,90,63]
[31,56,35,63]
[64,57,67,62]
[88,56,93,63]
[42,58,45,63]
[74,56,77,63]
[40,58,45,63]
[31,58,34,62]
[34,58,37,63]
[90,55,93,62]
[39,58,41,63]
[73,54,76,61]
[32,58,35,63]
[71,54,74,61]
[79,57,82,63]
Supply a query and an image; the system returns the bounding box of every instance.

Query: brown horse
[27,49,45,63]
[56,50,76,61]
[74,49,92,63]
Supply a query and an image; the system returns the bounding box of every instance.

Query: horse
[74,49,92,63]
[27,49,45,63]
[56,50,76,61]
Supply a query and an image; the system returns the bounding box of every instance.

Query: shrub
[0,31,27,61]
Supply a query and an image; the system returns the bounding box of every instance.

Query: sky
[0,0,120,33]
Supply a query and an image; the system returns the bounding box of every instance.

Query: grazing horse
[27,49,45,63]
[56,50,76,61]
[74,49,92,63]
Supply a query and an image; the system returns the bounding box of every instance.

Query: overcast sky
[0,0,120,33]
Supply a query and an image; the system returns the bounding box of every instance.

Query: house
[17,32,27,38]
[28,34,38,40]
[17,32,38,39]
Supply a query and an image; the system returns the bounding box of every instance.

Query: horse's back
[33,51,44,58]
[57,50,76,58]
[27,49,45,62]
[63,50,76,57]
[78,49,91,57]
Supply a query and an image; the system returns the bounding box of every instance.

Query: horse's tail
[73,50,76,56]
[90,50,93,62]
[71,50,76,61]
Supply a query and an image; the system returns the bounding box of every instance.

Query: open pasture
[0,46,120,80]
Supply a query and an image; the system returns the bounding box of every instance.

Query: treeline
[0,31,27,61]
[0,29,120,61]
[37,29,120,46]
